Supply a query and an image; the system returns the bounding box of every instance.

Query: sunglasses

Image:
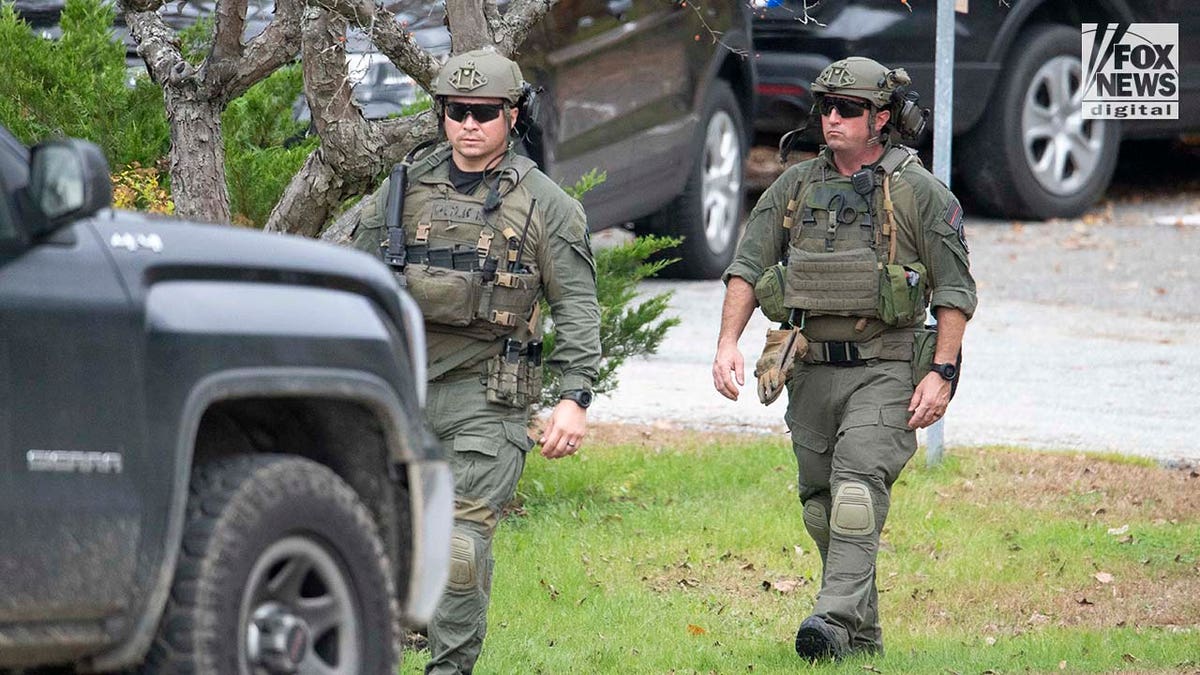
[444,101,506,123]
[818,96,870,118]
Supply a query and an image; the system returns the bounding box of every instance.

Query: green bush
[222,63,318,226]
[0,0,168,167]
[539,171,682,407]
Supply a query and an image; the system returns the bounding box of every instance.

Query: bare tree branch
[378,109,437,147]
[311,0,440,89]
[317,110,436,244]
[445,0,489,52]
[123,9,189,86]
[482,0,503,40]
[210,0,249,65]
[493,0,553,56]
[300,6,361,137]
[120,0,164,12]
[222,0,305,99]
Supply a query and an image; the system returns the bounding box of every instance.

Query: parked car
[16,0,757,278]
[0,124,452,672]
[751,0,1200,220]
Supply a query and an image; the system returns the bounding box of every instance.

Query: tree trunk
[164,92,231,224]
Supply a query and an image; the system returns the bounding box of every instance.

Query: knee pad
[447,532,477,592]
[831,481,875,536]
[802,500,830,548]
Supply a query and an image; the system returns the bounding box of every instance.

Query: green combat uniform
[351,50,601,675]
[725,61,976,654]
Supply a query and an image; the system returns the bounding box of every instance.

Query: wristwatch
[931,362,958,381]
[559,389,593,409]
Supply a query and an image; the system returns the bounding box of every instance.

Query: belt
[804,329,915,365]
[808,341,867,366]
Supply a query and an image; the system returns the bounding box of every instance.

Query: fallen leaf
[740,562,755,571]
[1122,653,1138,663]
[1059,660,1067,670]
[861,665,882,673]
[1095,572,1114,584]
[687,624,707,636]
[772,579,800,594]
[1107,524,1130,536]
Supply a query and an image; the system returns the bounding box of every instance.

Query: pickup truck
[0,125,452,673]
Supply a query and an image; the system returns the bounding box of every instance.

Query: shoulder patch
[944,197,968,252]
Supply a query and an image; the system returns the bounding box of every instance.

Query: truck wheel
[654,81,746,279]
[143,454,398,674]
[959,24,1120,219]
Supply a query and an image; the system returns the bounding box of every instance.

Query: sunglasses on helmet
[818,96,870,118]
[444,101,506,123]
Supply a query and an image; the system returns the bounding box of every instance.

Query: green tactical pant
[784,359,917,655]
[424,374,531,675]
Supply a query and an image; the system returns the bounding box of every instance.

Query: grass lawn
[401,424,1199,674]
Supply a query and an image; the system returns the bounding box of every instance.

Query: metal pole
[926,0,956,467]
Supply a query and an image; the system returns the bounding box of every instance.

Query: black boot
[794,616,848,663]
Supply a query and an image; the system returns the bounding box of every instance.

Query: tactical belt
[804,329,915,365]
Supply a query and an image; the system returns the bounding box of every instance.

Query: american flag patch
[944,199,963,231]
[944,198,968,252]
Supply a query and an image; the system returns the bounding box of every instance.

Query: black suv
[15,0,757,279]
[752,0,1199,220]
[0,125,452,672]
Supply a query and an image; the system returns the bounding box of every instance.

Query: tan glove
[754,327,808,405]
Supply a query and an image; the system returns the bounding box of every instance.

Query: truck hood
[88,210,405,322]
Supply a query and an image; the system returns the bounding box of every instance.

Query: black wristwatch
[559,389,593,409]
[931,362,958,381]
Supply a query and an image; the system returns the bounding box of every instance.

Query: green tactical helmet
[811,57,911,108]
[434,48,525,104]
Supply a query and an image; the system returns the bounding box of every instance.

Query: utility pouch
[754,262,790,324]
[784,245,879,316]
[486,354,534,409]
[878,262,927,326]
[405,265,483,328]
[911,325,937,386]
[484,268,539,328]
[515,358,543,410]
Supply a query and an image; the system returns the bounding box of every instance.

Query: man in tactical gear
[351,48,601,674]
[712,57,977,661]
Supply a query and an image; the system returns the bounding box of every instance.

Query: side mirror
[27,138,112,233]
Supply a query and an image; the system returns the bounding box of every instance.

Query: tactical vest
[780,146,926,334]
[401,154,544,345]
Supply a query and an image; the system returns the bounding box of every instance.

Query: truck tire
[654,81,746,279]
[958,24,1120,219]
[143,454,398,675]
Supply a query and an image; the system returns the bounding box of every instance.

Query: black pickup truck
[0,126,452,673]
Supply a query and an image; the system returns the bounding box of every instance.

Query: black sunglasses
[444,101,506,123]
[818,96,870,118]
